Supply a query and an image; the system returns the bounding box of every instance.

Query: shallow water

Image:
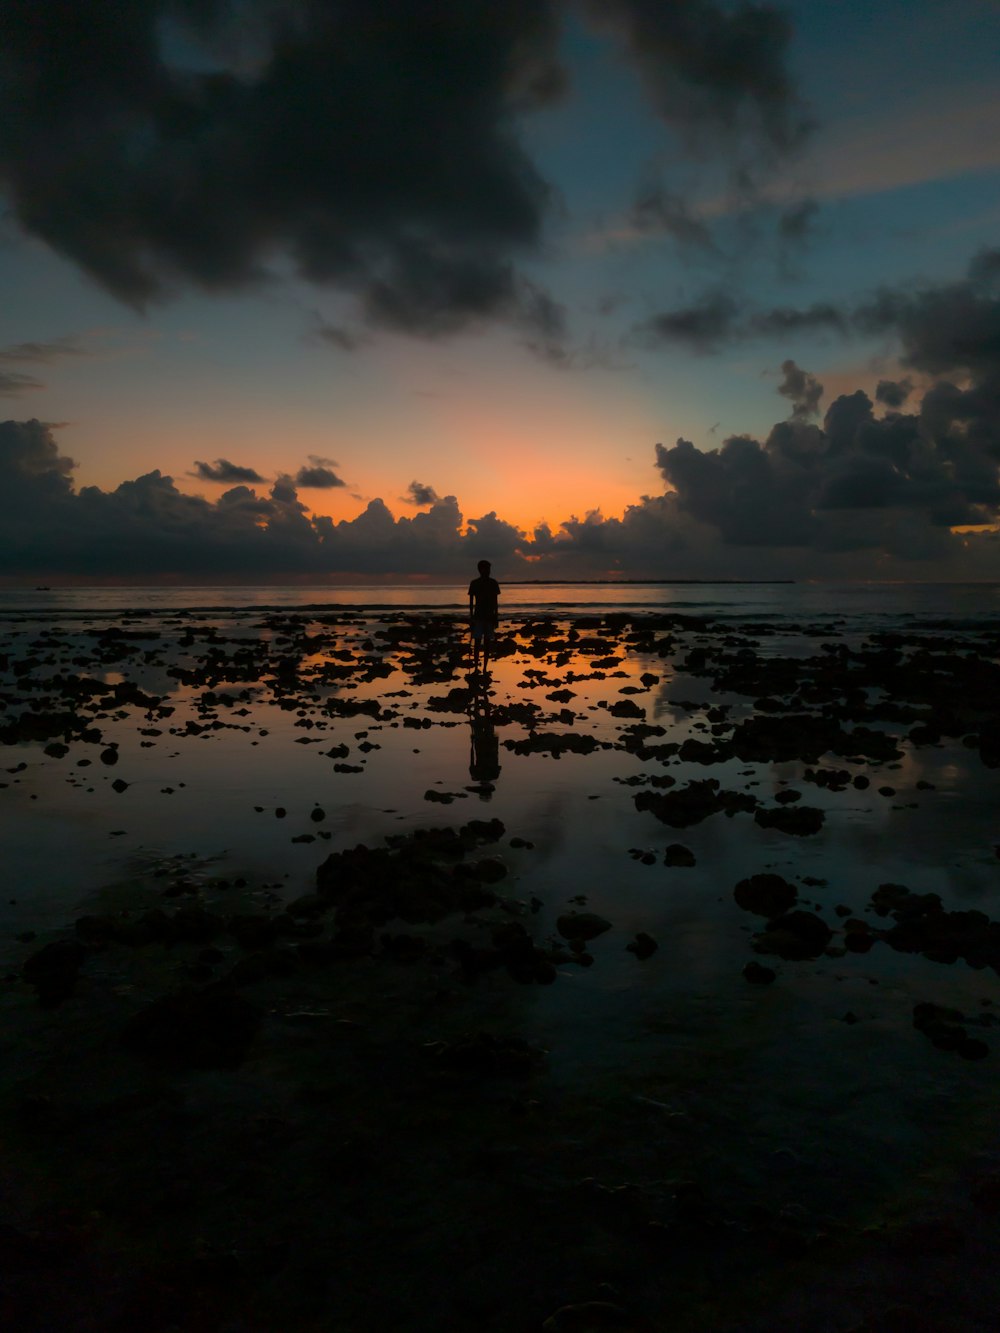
[3,599,1000,1328]
[6,577,1000,631]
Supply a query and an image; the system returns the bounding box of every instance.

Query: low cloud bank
[4,246,999,581]
[4,363,1000,582]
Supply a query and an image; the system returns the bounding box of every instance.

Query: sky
[1,0,999,582]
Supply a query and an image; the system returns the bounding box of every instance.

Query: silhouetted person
[469,693,500,794]
[468,558,499,674]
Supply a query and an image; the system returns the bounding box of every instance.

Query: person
[468,558,500,674]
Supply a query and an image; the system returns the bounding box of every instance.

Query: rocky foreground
[3,609,1000,1331]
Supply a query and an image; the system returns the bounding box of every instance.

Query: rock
[463,817,505,842]
[889,1219,965,1257]
[121,985,262,1068]
[773,788,802,804]
[556,912,613,942]
[22,938,88,1005]
[663,844,696,867]
[286,893,328,918]
[754,804,824,836]
[743,960,776,985]
[422,1032,545,1077]
[733,873,797,917]
[99,747,119,766]
[171,905,225,942]
[755,910,833,959]
[626,932,657,960]
[635,779,756,827]
[911,1001,987,1056]
[970,1173,1000,1212]
[472,856,508,883]
[380,933,427,963]
[228,914,279,950]
[74,914,119,944]
[959,1037,990,1060]
[110,778,129,793]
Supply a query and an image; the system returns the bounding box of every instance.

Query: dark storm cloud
[582,0,812,153]
[855,248,1000,379]
[637,293,740,352]
[640,245,1000,356]
[295,457,345,489]
[636,295,845,350]
[748,303,846,337]
[192,458,265,484]
[653,366,1000,550]
[5,402,1000,579]
[777,358,823,419]
[0,417,531,576]
[405,482,440,507]
[0,0,565,339]
[644,248,1000,551]
[876,377,914,408]
[0,2,812,346]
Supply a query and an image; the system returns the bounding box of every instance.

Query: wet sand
[3,607,1000,1331]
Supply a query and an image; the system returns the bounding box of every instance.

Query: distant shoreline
[502,579,795,585]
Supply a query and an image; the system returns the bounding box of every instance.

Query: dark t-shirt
[468,575,500,622]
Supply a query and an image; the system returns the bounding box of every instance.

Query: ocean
[4,579,1000,632]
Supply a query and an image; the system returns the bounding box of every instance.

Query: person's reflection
[468,689,501,797]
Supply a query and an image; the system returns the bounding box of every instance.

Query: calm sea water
[3,581,1000,631]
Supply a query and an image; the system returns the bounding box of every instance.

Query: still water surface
[4,580,1000,631]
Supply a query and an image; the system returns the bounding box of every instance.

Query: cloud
[628,186,717,251]
[777,198,818,246]
[0,369,44,397]
[777,358,823,419]
[5,388,1000,581]
[295,457,345,489]
[5,256,1000,581]
[637,293,848,350]
[192,459,265,484]
[307,318,363,353]
[582,0,812,155]
[638,247,1000,358]
[855,248,1000,379]
[0,335,90,395]
[0,0,566,342]
[0,2,811,348]
[748,303,847,338]
[636,293,740,352]
[0,336,87,364]
[637,250,1000,558]
[405,481,440,507]
[875,377,914,409]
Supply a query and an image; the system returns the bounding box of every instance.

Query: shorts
[471,617,496,642]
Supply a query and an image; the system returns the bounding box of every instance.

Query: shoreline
[3,607,1000,1329]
